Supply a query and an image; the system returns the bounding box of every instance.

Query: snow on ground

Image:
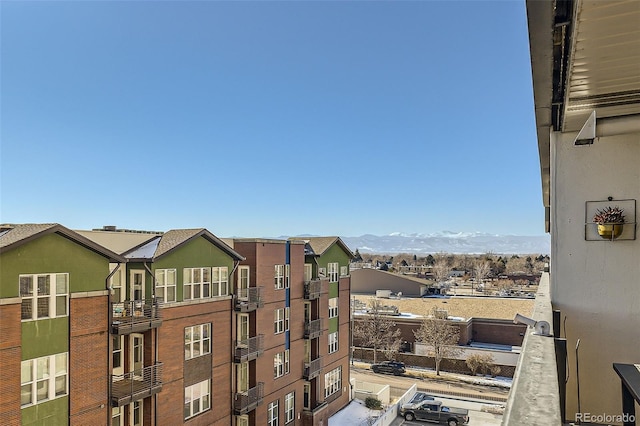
[328,400,390,426]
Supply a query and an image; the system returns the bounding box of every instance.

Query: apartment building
[0,225,353,426]
[230,237,353,426]
[0,224,124,425]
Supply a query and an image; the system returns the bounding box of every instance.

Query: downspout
[143,262,158,426]
[105,263,122,426]
[229,257,241,419]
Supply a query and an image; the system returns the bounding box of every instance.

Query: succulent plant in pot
[593,206,625,239]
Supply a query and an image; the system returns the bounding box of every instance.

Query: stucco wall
[550,128,640,419]
[351,269,429,297]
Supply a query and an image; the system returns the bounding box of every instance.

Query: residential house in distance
[504,1,640,424]
[0,224,124,426]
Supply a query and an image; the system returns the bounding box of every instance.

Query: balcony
[304,280,322,300]
[111,299,162,335]
[233,383,264,415]
[111,363,163,407]
[303,357,323,380]
[501,274,562,425]
[234,335,264,363]
[304,318,322,339]
[235,287,263,312]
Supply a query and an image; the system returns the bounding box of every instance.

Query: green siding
[153,236,235,302]
[328,282,339,299]
[21,319,68,360]
[21,396,68,426]
[316,242,352,275]
[0,232,111,298]
[329,316,339,333]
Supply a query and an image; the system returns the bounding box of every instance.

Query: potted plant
[593,206,625,239]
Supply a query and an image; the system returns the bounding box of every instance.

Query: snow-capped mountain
[340,232,550,255]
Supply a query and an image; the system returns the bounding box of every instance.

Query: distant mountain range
[271,231,549,255]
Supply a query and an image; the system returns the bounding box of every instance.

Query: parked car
[370,360,406,375]
[399,400,469,425]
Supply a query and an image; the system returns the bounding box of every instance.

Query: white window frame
[340,265,349,277]
[183,267,211,300]
[327,262,339,282]
[285,391,295,423]
[274,308,285,334]
[324,367,341,398]
[304,264,312,282]
[328,331,339,354]
[155,268,176,303]
[274,265,285,289]
[19,273,69,321]
[329,297,338,318]
[285,307,290,332]
[21,352,68,407]
[184,323,211,360]
[184,379,210,419]
[268,400,279,426]
[237,266,250,298]
[211,266,229,297]
[285,264,290,288]
[274,350,290,378]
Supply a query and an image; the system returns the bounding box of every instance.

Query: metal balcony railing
[304,318,322,339]
[234,383,264,415]
[234,335,264,362]
[111,363,163,407]
[304,280,321,300]
[303,357,323,380]
[111,299,162,334]
[235,287,264,312]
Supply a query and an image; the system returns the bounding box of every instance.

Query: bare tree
[432,255,450,284]
[413,307,461,375]
[353,299,402,364]
[472,260,491,293]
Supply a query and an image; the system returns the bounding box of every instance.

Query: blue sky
[1,1,544,238]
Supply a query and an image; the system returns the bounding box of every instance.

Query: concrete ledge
[501,273,562,425]
[70,290,109,298]
[0,297,21,305]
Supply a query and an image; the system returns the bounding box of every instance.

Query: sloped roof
[0,223,124,262]
[300,236,355,259]
[123,228,244,261]
[76,229,159,254]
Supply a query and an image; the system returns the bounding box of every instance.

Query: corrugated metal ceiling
[563,0,640,131]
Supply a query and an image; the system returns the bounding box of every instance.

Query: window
[328,331,338,354]
[21,353,68,406]
[183,267,211,300]
[184,379,210,419]
[304,264,312,282]
[285,307,290,332]
[274,350,290,378]
[155,269,176,303]
[237,266,250,298]
[274,265,284,289]
[328,297,338,318]
[340,265,348,277]
[274,308,285,334]
[236,415,249,426]
[112,407,123,426]
[184,324,211,360]
[110,266,124,302]
[211,267,228,296]
[318,267,326,278]
[268,400,279,426]
[20,273,68,321]
[324,367,341,398]
[327,263,339,282]
[284,264,290,288]
[285,392,295,423]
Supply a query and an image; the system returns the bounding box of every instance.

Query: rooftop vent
[103,225,117,231]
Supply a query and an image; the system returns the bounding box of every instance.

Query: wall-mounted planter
[585,199,636,241]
